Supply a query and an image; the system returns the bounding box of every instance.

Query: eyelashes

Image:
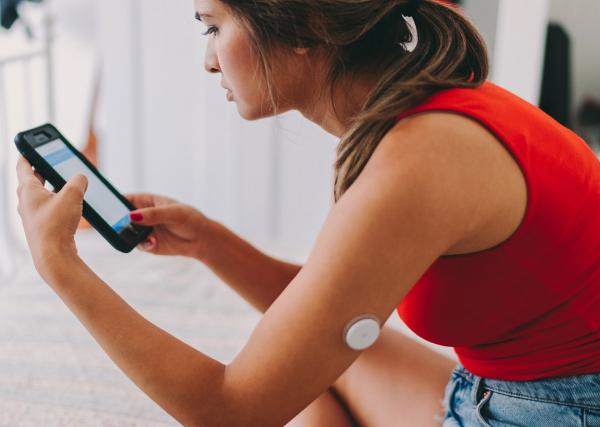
[201,26,219,36]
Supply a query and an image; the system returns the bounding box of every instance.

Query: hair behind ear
[333,0,488,201]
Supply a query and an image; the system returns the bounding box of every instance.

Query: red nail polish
[130,212,143,222]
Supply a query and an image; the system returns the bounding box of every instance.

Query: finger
[129,204,188,226]
[16,157,46,199]
[123,193,156,209]
[59,174,89,203]
[33,169,46,186]
[16,156,36,185]
[137,236,157,252]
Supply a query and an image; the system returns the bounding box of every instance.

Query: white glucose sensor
[343,315,381,350]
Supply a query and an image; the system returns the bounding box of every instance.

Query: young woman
[16,0,600,425]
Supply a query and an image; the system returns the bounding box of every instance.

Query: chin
[236,103,278,121]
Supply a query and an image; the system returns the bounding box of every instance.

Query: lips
[221,82,233,100]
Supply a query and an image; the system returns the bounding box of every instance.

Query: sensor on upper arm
[343,315,381,351]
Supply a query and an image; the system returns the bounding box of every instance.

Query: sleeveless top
[395,81,600,381]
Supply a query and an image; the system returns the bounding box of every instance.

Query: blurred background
[1,0,600,272]
[0,0,599,425]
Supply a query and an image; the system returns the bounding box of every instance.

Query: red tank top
[396,82,600,381]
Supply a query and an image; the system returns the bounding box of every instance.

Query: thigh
[332,326,457,427]
[285,389,358,427]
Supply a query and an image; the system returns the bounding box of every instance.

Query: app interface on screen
[35,139,132,233]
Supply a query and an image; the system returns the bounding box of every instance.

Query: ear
[293,47,310,55]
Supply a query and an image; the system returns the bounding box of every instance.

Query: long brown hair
[218,0,489,201]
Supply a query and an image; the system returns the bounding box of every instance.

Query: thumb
[129,204,188,226]
[60,174,88,202]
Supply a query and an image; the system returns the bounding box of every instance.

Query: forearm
[44,254,231,426]
[200,222,302,313]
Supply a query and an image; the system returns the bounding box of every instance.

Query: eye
[201,25,219,36]
[195,12,218,36]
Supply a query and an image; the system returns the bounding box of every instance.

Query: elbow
[181,409,261,427]
[180,364,294,427]
[179,372,281,427]
[163,372,239,426]
[175,385,247,427]
[176,403,239,427]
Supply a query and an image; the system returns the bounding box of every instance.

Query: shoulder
[376,111,506,169]
[347,111,527,254]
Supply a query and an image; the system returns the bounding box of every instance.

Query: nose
[204,38,220,74]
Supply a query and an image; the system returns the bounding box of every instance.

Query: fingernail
[142,240,152,248]
[130,212,143,222]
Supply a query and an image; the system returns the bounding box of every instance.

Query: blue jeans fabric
[442,363,600,426]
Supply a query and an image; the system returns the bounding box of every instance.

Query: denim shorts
[441,363,600,426]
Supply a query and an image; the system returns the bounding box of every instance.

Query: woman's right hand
[124,193,218,260]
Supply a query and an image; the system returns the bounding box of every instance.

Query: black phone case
[15,123,152,253]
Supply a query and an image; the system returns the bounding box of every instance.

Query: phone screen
[35,139,133,232]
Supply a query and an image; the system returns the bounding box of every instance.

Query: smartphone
[15,123,152,253]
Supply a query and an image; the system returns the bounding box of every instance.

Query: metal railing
[0,12,55,280]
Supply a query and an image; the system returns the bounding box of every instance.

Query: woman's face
[194,0,304,120]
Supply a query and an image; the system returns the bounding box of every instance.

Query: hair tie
[401,0,422,17]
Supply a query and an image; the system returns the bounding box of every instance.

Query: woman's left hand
[16,156,88,281]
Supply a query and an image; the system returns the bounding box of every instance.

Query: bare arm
[124,193,301,313]
[199,222,302,313]
[42,256,229,426]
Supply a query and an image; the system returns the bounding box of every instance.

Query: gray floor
[0,230,260,426]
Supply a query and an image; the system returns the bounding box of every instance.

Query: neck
[296,70,380,138]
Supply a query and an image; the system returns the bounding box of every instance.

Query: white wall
[493,0,549,104]
[271,112,336,257]
[463,0,550,105]
[461,0,499,70]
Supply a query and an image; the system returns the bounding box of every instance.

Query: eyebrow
[195,12,213,21]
